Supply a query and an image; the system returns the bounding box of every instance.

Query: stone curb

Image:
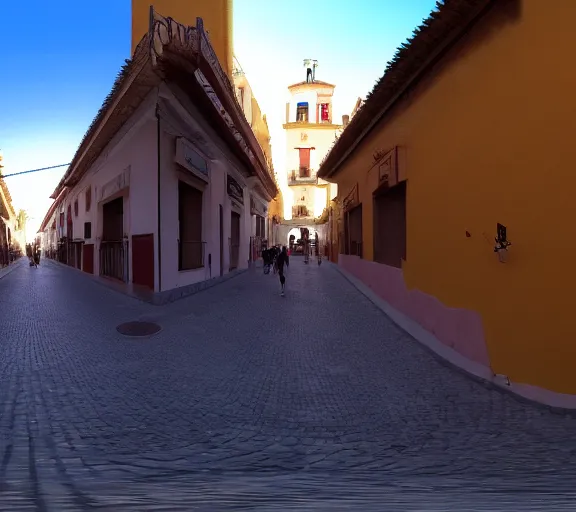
[44,258,249,306]
[327,260,576,416]
[0,257,26,281]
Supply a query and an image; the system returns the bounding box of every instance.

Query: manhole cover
[116,321,162,337]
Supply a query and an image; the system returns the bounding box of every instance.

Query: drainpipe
[155,105,162,293]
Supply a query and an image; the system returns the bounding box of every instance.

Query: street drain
[116,321,162,338]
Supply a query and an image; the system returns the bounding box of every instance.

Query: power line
[0,163,70,179]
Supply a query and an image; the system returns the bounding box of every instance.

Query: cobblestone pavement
[1,258,576,510]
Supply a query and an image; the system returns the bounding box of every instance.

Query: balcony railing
[288,168,317,185]
[288,176,317,185]
[179,241,206,271]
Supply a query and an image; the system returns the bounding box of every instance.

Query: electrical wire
[0,163,70,179]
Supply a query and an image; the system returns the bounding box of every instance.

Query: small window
[74,199,79,217]
[320,103,330,123]
[296,102,309,123]
[84,222,92,239]
[85,187,92,212]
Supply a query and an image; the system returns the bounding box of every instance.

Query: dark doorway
[100,196,126,281]
[132,234,155,290]
[229,211,240,270]
[178,181,204,270]
[373,181,406,268]
[83,244,94,274]
[102,197,124,241]
[74,242,82,269]
[344,204,363,257]
[219,204,224,276]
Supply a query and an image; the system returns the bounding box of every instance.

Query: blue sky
[0,0,437,238]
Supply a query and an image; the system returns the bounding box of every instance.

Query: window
[178,180,204,270]
[299,148,311,177]
[84,222,92,239]
[320,103,330,123]
[85,187,92,212]
[296,102,309,122]
[344,204,363,258]
[293,205,308,217]
[373,182,406,268]
[255,215,265,238]
[74,199,79,217]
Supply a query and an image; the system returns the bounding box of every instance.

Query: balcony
[288,168,317,185]
[292,206,311,218]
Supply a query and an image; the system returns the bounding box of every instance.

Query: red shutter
[299,148,311,169]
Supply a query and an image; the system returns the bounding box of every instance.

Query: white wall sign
[175,138,209,183]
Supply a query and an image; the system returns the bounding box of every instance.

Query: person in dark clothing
[262,247,272,274]
[276,246,289,296]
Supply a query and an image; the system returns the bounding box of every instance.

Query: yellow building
[318,0,576,401]
[132,0,233,78]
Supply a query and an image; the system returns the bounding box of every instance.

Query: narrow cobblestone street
[1,258,576,510]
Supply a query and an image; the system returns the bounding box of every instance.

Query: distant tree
[16,209,28,231]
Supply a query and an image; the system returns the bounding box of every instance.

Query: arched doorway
[287,227,319,254]
[287,227,300,253]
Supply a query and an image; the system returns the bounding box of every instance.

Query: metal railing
[288,175,317,185]
[178,241,205,271]
[100,240,128,282]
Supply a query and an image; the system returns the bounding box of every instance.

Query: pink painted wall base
[338,254,491,367]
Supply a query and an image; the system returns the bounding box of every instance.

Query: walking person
[276,246,289,296]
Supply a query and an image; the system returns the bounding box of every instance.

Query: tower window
[296,102,309,123]
[320,103,330,123]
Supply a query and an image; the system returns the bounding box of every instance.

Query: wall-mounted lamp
[494,223,512,263]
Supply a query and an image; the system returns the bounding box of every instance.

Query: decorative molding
[195,69,258,173]
[250,195,266,216]
[342,184,359,212]
[227,174,244,204]
[100,166,130,202]
[175,137,209,183]
[375,146,398,189]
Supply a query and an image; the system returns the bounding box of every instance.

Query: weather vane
[303,59,318,83]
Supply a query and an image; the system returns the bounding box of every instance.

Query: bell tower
[131,0,234,79]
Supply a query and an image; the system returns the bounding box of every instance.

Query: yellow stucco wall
[249,97,273,170]
[331,0,576,394]
[132,0,233,78]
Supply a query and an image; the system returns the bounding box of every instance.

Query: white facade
[39,83,273,297]
[281,81,342,227]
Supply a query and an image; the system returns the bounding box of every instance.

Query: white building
[274,72,345,249]
[38,12,277,303]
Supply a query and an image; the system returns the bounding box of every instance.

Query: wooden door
[230,212,240,270]
[83,244,94,274]
[132,234,155,290]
